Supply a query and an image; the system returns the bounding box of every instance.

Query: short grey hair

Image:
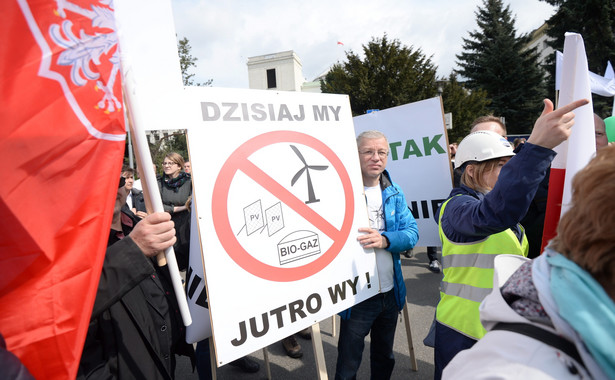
[357,130,388,146]
[470,115,507,137]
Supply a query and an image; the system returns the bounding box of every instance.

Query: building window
[267,68,277,89]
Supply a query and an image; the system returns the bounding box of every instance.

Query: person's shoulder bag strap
[492,322,586,374]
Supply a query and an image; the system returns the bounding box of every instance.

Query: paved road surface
[176,246,442,379]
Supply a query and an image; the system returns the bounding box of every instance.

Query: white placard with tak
[185,87,379,366]
[353,97,453,246]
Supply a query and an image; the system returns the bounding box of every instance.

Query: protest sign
[353,97,453,246]
[184,86,379,365]
[185,198,212,344]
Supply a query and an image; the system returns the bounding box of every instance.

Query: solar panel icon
[265,202,284,236]
[243,200,264,235]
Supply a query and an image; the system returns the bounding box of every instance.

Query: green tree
[540,0,615,117]
[321,34,438,115]
[441,74,491,143]
[148,130,189,174]
[456,0,546,134]
[178,36,212,87]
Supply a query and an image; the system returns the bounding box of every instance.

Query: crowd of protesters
[69,99,615,380]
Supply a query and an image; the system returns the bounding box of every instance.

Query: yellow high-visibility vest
[436,196,528,339]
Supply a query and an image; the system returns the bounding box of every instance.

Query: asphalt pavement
[176,246,442,379]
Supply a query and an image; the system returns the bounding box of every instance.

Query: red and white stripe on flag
[0,0,125,378]
[541,33,596,252]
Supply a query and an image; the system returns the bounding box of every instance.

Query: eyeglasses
[162,161,177,166]
[359,150,388,159]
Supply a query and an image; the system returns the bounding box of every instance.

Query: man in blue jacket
[335,130,419,380]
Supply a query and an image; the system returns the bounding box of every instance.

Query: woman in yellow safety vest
[433,98,589,380]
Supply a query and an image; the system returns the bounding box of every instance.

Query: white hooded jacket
[443,254,605,380]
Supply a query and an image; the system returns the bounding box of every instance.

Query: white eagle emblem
[19,0,125,141]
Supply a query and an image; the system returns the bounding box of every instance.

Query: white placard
[185,198,211,343]
[353,97,453,246]
[185,86,380,365]
[114,0,184,131]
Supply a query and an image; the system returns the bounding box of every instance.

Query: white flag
[588,71,615,97]
[543,33,595,249]
[605,61,614,79]
[558,33,596,215]
[555,50,563,91]
[555,51,615,96]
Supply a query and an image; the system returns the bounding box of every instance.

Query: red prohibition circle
[212,130,354,282]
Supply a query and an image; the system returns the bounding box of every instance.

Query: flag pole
[122,105,165,267]
[113,0,191,326]
[121,82,192,326]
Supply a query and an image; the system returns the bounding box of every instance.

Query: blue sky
[170,0,556,88]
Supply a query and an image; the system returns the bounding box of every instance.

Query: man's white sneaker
[428,260,441,273]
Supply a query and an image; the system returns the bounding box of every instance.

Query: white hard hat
[455,130,515,167]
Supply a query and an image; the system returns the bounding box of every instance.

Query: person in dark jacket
[1,333,34,380]
[120,167,147,236]
[78,212,194,379]
[159,152,192,270]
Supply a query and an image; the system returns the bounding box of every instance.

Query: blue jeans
[335,289,399,380]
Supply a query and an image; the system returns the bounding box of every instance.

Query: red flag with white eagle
[0,0,125,378]
[541,33,596,252]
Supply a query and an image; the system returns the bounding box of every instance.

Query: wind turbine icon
[290,145,329,204]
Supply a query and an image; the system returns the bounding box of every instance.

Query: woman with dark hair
[159,152,192,270]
